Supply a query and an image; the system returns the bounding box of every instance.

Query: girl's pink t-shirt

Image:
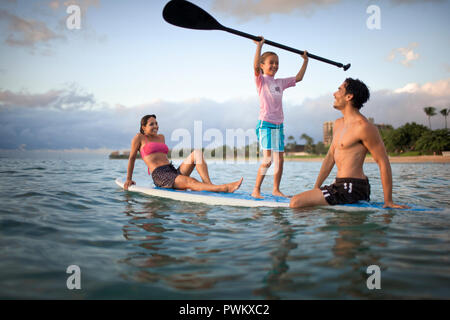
[255,73,296,125]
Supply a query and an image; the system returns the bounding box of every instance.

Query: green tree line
[285,134,329,155]
[380,122,449,155]
[380,107,449,155]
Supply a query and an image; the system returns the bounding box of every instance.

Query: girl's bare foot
[251,188,264,199]
[226,178,243,193]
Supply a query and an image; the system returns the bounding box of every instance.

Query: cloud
[1,79,449,150]
[49,0,101,15]
[365,78,450,128]
[0,9,65,49]
[390,0,445,4]
[0,85,96,110]
[211,0,445,20]
[48,1,60,10]
[212,0,340,20]
[287,78,450,142]
[0,1,104,53]
[387,42,420,67]
[54,0,107,44]
[394,78,450,96]
[63,0,100,10]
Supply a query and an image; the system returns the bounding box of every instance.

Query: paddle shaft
[222,27,346,69]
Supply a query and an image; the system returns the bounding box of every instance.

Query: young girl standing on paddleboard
[251,37,309,199]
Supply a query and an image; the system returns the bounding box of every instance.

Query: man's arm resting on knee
[313,144,335,189]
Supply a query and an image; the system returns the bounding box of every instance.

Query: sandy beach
[284,155,450,163]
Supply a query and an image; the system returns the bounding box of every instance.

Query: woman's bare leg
[251,150,272,199]
[179,149,212,184]
[174,175,243,193]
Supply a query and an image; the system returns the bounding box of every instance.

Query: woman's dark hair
[344,78,370,110]
[140,114,156,134]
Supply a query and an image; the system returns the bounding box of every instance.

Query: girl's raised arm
[295,50,309,83]
[253,36,265,76]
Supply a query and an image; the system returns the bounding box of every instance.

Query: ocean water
[0,151,449,299]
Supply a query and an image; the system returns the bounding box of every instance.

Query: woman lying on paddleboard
[124,115,243,192]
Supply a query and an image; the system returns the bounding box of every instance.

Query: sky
[0,0,449,152]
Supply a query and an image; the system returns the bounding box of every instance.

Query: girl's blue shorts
[256,120,285,152]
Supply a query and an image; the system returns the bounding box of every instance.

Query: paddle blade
[163,0,224,31]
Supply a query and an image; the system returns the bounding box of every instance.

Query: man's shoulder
[357,116,376,130]
[355,117,379,139]
[334,117,344,126]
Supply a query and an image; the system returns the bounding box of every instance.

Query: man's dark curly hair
[344,78,370,110]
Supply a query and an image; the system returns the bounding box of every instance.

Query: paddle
[162,0,351,71]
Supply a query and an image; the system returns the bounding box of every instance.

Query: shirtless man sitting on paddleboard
[290,78,409,209]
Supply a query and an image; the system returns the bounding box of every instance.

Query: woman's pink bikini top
[140,141,169,158]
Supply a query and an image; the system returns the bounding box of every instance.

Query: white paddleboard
[115,178,290,208]
[115,179,426,211]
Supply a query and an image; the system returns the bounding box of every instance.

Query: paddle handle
[222,27,350,71]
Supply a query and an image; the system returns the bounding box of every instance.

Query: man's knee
[290,194,310,208]
[289,194,302,208]
[290,189,327,208]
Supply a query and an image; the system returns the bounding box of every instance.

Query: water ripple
[0,158,449,299]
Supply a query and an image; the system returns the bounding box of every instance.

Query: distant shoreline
[109,154,450,163]
[284,155,450,163]
[372,155,450,163]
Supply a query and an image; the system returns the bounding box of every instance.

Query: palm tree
[300,133,314,154]
[286,135,296,152]
[440,108,449,129]
[423,106,436,129]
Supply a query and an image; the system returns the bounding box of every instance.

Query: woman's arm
[124,134,141,190]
